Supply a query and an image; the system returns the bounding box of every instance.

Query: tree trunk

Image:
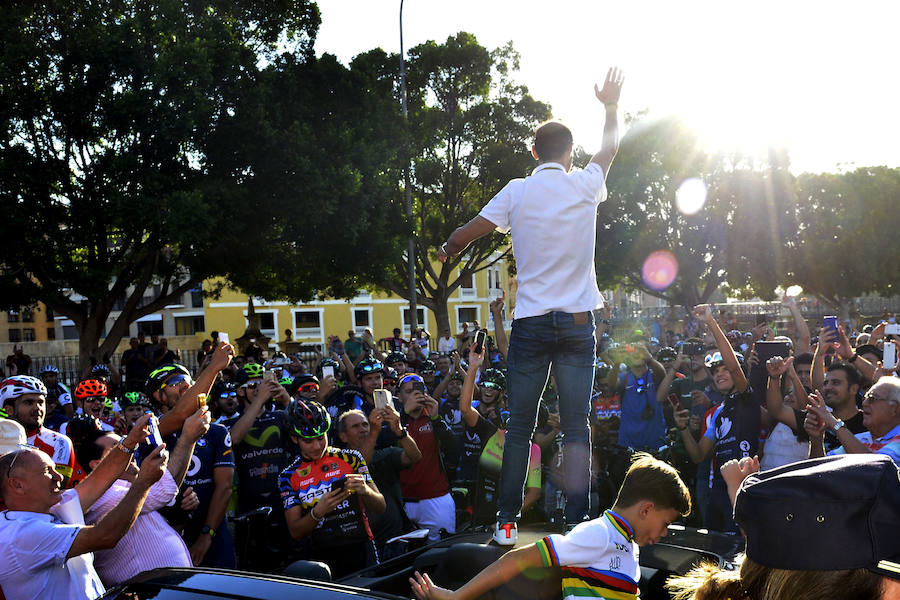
[433,297,452,336]
[77,317,104,376]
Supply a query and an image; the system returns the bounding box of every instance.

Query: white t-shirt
[437,336,457,354]
[535,509,639,600]
[479,162,607,320]
[0,489,105,600]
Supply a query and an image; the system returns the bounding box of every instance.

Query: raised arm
[459,343,484,428]
[159,341,233,437]
[438,216,497,262]
[166,407,211,487]
[411,544,544,600]
[76,413,151,512]
[490,293,509,358]
[590,67,624,177]
[765,356,799,430]
[782,296,811,353]
[695,304,747,393]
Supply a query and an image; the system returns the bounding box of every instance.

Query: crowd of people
[2,66,900,600]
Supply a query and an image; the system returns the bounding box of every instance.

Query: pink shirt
[84,470,191,586]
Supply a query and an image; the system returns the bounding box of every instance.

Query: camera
[682,342,706,356]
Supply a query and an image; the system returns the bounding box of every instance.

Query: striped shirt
[829,422,900,467]
[536,510,639,600]
[84,469,191,586]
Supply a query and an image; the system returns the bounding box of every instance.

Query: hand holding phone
[322,365,335,381]
[823,316,839,342]
[884,341,898,370]
[330,476,347,493]
[373,389,391,410]
[219,332,229,345]
[473,329,486,354]
[263,370,276,383]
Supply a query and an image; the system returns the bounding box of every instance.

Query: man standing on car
[436,68,624,544]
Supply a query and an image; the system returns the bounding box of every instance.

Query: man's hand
[344,473,373,497]
[190,534,212,566]
[747,348,759,370]
[781,295,797,310]
[421,394,440,417]
[490,292,505,315]
[690,390,711,411]
[136,444,168,487]
[805,391,836,431]
[381,404,404,435]
[766,356,792,378]
[411,570,455,600]
[674,408,690,430]
[315,487,351,517]
[836,325,854,360]
[209,341,235,372]
[182,407,211,443]
[594,67,624,106]
[804,408,826,441]
[181,486,200,512]
[468,342,485,368]
[720,456,760,490]
[692,304,714,324]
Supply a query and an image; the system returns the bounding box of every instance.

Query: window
[8,329,21,343]
[45,307,54,321]
[402,307,427,336]
[7,310,19,323]
[47,327,56,340]
[175,316,205,336]
[457,307,478,329]
[189,286,204,308]
[293,310,322,340]
[136,320,163,336]
[489,265,502,290]
[459,271,476,298]
[22,307,34,323]
[23,328,35,342]
[258,313,275,330]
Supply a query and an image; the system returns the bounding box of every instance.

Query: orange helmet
[74,378,108,400]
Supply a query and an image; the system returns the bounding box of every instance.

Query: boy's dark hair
[614,452,691,516]
[793,352,814,367]
[533,121,573,161]
[827,361,861,388]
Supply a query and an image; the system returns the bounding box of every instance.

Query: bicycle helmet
[120,391,148,408]
[286,399,331,439]
[40,365,60,375]
[354,357,383,380]
[480,368,506,391]
[657,347,678,364]
[0,376,47,403]
[279,375,294,386]
[211,381,238,399]
[418,360,436,375]
[74,379,108,400]
[384,351,406,367]
[317,357,341,376]
[382,367,399,385]
[287,374,319,396]
[90,364,111,379]
[594,361,613,379]
[146,364,191,395]
[242,363,264,380]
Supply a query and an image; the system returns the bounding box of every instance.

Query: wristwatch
[832,419,846,434]
[114,440,135,455]
[200,525,217,538]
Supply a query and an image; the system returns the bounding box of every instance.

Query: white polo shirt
[0,489,105,600]
[479,162,607,320]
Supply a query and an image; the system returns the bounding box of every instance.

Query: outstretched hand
[594,67,624,106]
[411,571,455,600]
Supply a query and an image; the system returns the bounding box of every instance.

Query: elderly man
[808,375,900,466]
[0,413,165,600]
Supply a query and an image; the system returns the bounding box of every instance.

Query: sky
[313,0,900,174]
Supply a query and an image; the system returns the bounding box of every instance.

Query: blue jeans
[497,311,595,524]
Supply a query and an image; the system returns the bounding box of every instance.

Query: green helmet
[146,364,191,395]
[120,391,148,408]
[242,363,264,379]
[481,368,506,391]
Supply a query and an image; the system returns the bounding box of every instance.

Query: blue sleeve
[704,405,724,441]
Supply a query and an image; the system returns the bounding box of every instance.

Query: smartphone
[373,389,391,410]
[473,329,486,354]
[263,370,276,383]
[146,413,163,448]
[219,332,229,345]
[823,316,839,341]
[750,340,792,408]
[885,324,900,336]
[667,393,682,411]
[884,341,898,370]
[412,381,425,394]
[322,365,335,380]
[330,476,346,493]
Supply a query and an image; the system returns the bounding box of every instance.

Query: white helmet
[0,375,48,404]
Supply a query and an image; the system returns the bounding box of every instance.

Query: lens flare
[642,250,679,291]
[675,177,708,215]
[785,285,803,297]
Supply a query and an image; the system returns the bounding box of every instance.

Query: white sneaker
[493,522,517,546]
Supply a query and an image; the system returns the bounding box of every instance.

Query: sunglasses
[358,363,382,373]
[85,396,106,403]
[298,383,320,394]
[218,391,237,399]
[243,382,259,390]
[161,374,193,389]
[398,373,424,387]
[705,352,725,368]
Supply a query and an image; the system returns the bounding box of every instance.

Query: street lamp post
[400,0,418,337]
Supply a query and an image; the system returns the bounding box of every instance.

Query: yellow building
[204,255,512,351]
[1,303,58,344]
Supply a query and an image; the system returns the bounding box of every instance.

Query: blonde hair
[666,556,884,600]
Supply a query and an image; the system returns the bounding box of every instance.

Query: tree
[595,116,795,309]
[0,1,401,368]
[788,167,900,317]
[364,33,551,332]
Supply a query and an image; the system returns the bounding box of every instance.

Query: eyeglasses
[298,383,320,394]
[161,374,193,389]
[243,382,259,390]
[86,396,106,403]
[5,444,37,478]
[357,362,382,373]
[864,392,891,404]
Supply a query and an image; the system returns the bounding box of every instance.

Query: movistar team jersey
[536,510,639,600]
[457,414,497,482]
[224,409,293,512]
[279,447,374,548]
[183,423,235,526]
